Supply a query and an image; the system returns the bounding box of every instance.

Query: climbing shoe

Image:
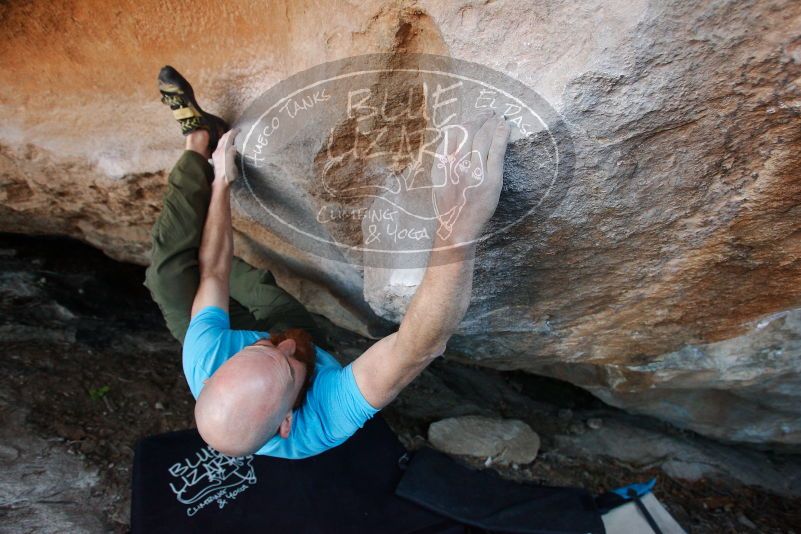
[157,65,228,152]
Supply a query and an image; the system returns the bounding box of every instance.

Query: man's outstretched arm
[190,129,239,318]
[352,112,511,408]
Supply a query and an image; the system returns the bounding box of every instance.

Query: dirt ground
[1,233,800,533]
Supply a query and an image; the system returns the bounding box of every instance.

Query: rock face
[1,1,800,448]
[0,401,105,533]
[554,418,801,496]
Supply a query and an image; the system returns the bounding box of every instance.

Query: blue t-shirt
[182,306,378,459]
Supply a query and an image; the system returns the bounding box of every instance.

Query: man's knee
[144,264,167,302]
[249,288,306,319]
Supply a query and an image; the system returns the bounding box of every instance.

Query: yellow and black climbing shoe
[157,65,228,152]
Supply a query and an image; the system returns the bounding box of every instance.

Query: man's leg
[145,131,317,342]
[229,257,321,339]
[144,132,214,342]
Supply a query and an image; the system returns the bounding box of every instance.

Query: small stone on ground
[428,415,540,466]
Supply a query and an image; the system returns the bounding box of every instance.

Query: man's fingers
[434,125,460,160]
[443,125,460,157]
[457,111,493,158]
[431,125,463,187]
[219,128,241,184]
[217,128,239,154]
[469,114,501,175]
[486,119,511,187]
[225,128,240,147]
[466,109,494,128]
[441,124,467,157]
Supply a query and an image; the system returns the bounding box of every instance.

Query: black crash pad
[395,448,604,534]
[131,416,457,533]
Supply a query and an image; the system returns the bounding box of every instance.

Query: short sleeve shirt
[182,306,378,459]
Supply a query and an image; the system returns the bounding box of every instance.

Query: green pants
[144,150,318,344]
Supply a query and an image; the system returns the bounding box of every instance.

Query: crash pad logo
[167,446,257,517]
[233,53,572,267]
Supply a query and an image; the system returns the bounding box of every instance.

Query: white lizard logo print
[167,445,257,516]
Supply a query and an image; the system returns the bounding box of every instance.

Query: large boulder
[1,0,800,448]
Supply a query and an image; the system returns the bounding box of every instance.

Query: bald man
[145,66,511,459]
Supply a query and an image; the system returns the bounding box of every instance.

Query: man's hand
[351,112,511,409]
[431,111,510,244]
[211,128,240,186]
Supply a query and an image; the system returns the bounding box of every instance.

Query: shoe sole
[158,65,229,151]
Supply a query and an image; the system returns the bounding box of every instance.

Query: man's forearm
[189,129,239,318]
[350,240,477,408]
[351,113,508,408]
[394,240,476,361]
[198,182,232,281]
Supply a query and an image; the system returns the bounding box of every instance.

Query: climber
[144,66,511,459]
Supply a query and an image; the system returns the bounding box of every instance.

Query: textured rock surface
[1,0,801,447]
[0,401,105,533]
[428,416,540,465]
[554,418,801,497]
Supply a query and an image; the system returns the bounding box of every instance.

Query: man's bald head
[194,336,305,457]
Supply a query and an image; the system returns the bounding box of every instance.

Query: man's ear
[276,338,296,357]
[278,411,293,439]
